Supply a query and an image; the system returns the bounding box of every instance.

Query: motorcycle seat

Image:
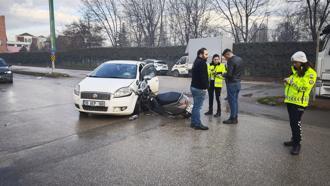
[156,92,182,105]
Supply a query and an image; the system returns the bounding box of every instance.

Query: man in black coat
[190,48,209,130]
[222,49,243,124]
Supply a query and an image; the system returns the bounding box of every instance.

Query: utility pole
[48,0,56,73]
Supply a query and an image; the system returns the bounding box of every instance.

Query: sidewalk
[12,65,91,78]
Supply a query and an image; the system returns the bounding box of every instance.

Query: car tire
[172,70,180,77]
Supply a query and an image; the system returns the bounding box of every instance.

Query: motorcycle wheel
[133,99,142,115]
[182,111,192,118]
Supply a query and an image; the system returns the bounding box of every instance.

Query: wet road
[0,72,330,185]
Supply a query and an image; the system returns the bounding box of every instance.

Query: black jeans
[287,103,305,145]
[208,80,222,112]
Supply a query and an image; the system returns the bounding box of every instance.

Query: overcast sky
[0,0,82,40]
[0,0,300,41]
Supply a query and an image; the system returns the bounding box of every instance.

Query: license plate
[83,100,105,107]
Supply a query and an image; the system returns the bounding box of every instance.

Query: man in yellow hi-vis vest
[283,51,317,155]
[205,54,227,117]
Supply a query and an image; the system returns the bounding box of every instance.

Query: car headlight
[4,71,12,74]
[74,85,80,96]
[113,87,132,98]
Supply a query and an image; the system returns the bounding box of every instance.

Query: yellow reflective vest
[284,66,317,107]
[208,63,227,88]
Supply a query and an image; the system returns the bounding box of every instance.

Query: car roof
[144,59,164,62]
[103,60,142,65]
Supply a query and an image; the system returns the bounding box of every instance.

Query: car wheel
[172,70,179,77]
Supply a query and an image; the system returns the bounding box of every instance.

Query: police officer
[283,51,317,155]
[205,54,227,117]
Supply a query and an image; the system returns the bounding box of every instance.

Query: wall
[0,42,318,79]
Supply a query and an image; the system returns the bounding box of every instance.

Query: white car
[171,56,192,77]
[143,59,169,75]
[73,60,159,116]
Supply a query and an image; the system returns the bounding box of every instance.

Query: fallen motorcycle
[132,64,192,118]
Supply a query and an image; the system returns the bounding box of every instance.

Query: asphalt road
[0,71,330,185]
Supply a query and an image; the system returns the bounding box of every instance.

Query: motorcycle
[133,64,192,118]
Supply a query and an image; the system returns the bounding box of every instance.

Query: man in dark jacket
[190,48,209,130]
[222,49,243,124]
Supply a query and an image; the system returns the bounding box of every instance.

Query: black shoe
[190,124,196,128]
[283,141,294,147]
[223,118,238,124]
[214,112,221,117]
[290,144,301,155]
[204,111,213,115]
[194,125,209,130]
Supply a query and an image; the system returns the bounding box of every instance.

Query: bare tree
[167,0,211,45]
[272,8,302,42]
[306,0,330,41]
[81,0,122,47]
[121,0,166,47]
[57,18,105,50]
[213,0,269,43]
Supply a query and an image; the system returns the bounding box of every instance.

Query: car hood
[0,66,10,73]
[79,77,137,93]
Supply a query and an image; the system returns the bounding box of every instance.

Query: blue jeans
[190,86,206,126]
[226,82,241,119]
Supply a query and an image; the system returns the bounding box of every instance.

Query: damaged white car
[73,60,159,116]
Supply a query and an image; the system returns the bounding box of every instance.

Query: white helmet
[291,51,308,63]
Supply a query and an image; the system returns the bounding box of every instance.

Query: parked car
[171,56,191,77]
[73,60,159,116]
[143,59,169,75]
[0,58,13,83]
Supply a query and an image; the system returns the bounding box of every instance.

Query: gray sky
[0,0,82,40]
[0,0,303,41]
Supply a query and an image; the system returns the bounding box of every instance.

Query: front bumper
[0,73,13,82]
[73,93,138,115]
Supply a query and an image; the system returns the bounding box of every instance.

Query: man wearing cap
[283,51,317,155]
[222,49,244,124]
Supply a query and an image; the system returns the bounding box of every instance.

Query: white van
[171,36,233,77]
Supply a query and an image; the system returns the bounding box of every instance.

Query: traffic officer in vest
[205,54,227,117]
[283,51,317,155]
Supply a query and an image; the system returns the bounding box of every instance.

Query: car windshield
[89,63,137,79]
[0,59,7,67]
